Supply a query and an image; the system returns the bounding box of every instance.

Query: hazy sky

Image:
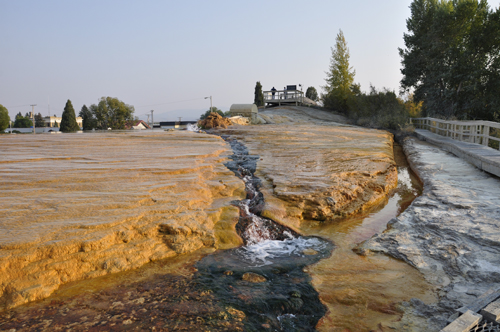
[2,0,499,121]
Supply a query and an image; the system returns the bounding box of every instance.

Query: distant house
[159,120,198,129]
[44,116,83,128]
[125,120,151,130]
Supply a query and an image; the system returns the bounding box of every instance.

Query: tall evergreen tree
[60,100,80,132]
[254,81,264,107]
[322,29,356,112]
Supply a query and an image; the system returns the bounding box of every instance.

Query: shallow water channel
[194,137,334,331]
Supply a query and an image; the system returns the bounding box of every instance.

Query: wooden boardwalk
[415,129,500,178]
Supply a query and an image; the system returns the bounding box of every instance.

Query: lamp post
[150,110,154,129]
[204,96,212,112]
[30,104,36,134]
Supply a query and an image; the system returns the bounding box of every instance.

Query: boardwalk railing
[411,117,500,150]
[263,90,304,102]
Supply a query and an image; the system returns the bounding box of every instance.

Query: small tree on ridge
[254,81,264,107]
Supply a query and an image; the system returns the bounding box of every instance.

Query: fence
[263,90,304,102]
[411,118,500,150]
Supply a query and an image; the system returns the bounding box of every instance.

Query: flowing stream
[194,136,334,331]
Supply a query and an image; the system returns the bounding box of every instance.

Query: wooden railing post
[484,125,490,146]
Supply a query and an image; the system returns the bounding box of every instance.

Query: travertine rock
[361,137,500,329]
[218,106,397,231]
[242,272,267,283]
[228,116,249,126]
[0,131,245,310]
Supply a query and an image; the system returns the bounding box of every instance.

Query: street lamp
[30,104,36,134]
[204,96,212,111]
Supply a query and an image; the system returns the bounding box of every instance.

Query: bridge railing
[410,117,500,150]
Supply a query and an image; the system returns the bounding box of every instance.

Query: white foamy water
[243,216,273,245]
[277,313,297,329]
[238,236,328,266]
[186,123,200,131]
[235,161,330,266]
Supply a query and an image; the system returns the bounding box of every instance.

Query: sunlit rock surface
[218,107,438,331]
[362,137,500,329]
[219,106,398,231]
[0,131,245,310]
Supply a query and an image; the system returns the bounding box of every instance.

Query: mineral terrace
[0,131,244,310]
[4,106,486,331]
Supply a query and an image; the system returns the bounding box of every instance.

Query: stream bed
[194,137,334,331]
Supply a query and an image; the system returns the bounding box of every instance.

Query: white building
[44,116,83,128]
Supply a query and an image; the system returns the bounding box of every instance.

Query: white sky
[1,0,499,121]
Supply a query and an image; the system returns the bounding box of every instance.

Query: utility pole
[30,104,36,134]
[147,114,150,128]
[150,110,154,129]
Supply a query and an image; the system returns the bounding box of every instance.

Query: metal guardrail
[411,117,500,150]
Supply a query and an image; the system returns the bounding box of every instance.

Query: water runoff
[195,136,333,331]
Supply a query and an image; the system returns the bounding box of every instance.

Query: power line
[136,97,206,108]
[5,104,31,109]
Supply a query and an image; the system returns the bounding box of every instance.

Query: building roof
[124,120,151,129]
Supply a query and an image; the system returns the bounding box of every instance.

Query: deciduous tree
[35,113,46,127]
[305,87,319,101]
[400,0,500,120]
[89,97,134,130]
[0,104,10,132]
[79,104,96,130]
[13,112,32,128]
[200,107,226,120]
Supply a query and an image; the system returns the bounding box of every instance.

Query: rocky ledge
[360,137,500,330]
[0,131,245,310]
[218,106,398,232]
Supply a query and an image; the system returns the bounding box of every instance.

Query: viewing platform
[263,86,317,108]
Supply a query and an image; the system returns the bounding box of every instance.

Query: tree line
[321,0,498,129]
[400,0,500,120]
[321,29,419,130]
[0,97,135,133]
